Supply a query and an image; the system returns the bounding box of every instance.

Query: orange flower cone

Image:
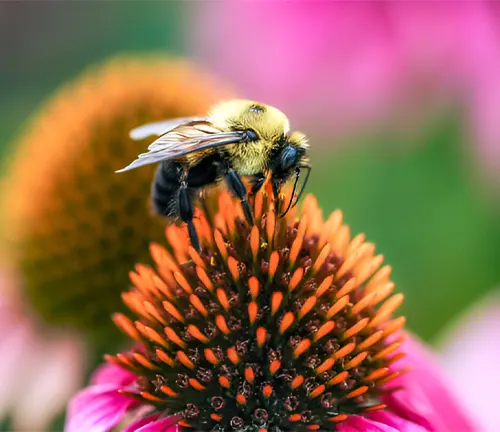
[67,186,419,431]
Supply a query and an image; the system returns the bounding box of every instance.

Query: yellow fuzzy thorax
[209,99,290,140]
[208,99,303,175]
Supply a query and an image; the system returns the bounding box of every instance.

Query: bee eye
[244,129,258,141]
[280,146,298,171]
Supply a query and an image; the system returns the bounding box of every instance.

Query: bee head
[270,130,311,217]
[270,130,309,178]
[209,99,290,142]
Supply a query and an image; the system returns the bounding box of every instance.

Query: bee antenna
[280,165,311,218]
[279,171,299,218]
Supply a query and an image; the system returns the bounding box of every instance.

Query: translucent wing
[129,116,209,140]
[116,121,245,173]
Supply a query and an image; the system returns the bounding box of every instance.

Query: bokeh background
[1,1,499,431]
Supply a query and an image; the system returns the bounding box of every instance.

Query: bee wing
[129,116,209,140]
[116,122,245,173]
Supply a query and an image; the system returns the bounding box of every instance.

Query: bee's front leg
[271,178,282,200]
[249,173,266,195]
[178,176,200,252]
[224,169,254,226]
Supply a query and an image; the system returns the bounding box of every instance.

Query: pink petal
[91,360,136,386]
[384,335,477,432]
[125,413,180,432]
[1,270,90,430]
[0,270,29,419]
[11,333,88,431]
[336,421,360,432]
[438,291,500,432]
[339,414,425,432]
[123,413,161,432]
[65,384,136,432]
[368,411,429,431]
[0,317,34,420]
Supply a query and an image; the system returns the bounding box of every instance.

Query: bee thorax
[228,142,269,176]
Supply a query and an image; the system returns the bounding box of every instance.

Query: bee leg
[271,178,282,200]
[178,184,200,252]
[250,173,266,195]
[225,169,254,225]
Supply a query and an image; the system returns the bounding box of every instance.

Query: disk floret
[109,189,406,431]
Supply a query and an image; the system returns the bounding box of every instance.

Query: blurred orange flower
[0,53,233,429]
[0,54,233,352]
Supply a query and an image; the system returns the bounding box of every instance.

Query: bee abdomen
[151,162,180,218]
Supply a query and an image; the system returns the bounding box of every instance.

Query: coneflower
[64,186,469,432]
[0,54,233,352]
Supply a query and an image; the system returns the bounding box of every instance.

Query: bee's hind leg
[224,169,254,226]
[178,183,200,252]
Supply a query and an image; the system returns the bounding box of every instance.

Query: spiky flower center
[110,189,406,431]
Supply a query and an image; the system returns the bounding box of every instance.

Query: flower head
[68,186,420,431]
[0,54,232,351]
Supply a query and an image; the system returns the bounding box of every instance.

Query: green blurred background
[1,1,499,342]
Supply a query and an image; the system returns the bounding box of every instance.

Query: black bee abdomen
[151,162,181,218]
[186,154,221,188]
[152,156,223,220]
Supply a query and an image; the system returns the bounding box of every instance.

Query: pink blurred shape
[339,412,426,432]
[0,268,88,430]
[380,336,477,432]
[191,2,500,175]
[192,2,404,132]
[438,291,500,432]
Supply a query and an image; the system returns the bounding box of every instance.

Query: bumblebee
[117,99,311,251]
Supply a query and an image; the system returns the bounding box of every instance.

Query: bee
[117,99,311,251]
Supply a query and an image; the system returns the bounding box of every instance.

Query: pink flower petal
[125,413,179,432]
[0,271,31,419]
[384,335,477,432]
[123,413,161,432]
[65,384,136,432]
[91,361,136,386]
[336,421,359,432]
[339,414,425,432]
[368,411,429,431]
[439,291,500,432]
[1,270,90,430]
[0,317,34,420]
[11,333,87,431]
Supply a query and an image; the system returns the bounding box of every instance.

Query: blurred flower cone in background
[193,1,500,179]
[0,54,232,428]
[0,54,232,353]
[65,188,475,431]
